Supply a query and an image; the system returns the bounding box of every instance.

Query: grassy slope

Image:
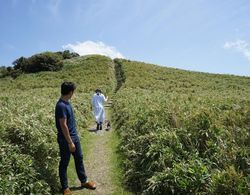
[0,55,115,194]
[112,59,250,194]
[122,60,250,97]
[1,55,249,194]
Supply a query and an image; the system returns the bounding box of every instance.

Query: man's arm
[59,118,76,152]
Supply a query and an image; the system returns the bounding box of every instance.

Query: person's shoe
[99,122,103,130]
[63,188,72,195]
[81,181,97,190]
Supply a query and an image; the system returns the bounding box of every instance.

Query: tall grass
[0,55,115,194]
[112,59,250,194]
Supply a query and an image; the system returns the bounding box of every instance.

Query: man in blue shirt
[55,82,96,195]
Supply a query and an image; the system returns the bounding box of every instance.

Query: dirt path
[80,113,115,194]
[67,102,130,195]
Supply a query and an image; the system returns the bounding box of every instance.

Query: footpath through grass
[66,102,131,195]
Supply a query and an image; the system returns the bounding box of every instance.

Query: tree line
[0,50,79,78]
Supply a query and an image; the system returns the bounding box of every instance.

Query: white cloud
[223,39,250,60]
[62,41,124,59]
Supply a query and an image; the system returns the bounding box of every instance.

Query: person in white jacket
[91,89,108,130]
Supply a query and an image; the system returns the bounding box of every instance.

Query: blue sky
[1,0,250,76]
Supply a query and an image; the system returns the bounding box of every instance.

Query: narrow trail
[80,102,115,195]
[66,60,130,194]
[67,101,130,195]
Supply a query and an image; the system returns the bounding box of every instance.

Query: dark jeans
[96,122,102,130]
[58,137,87,190]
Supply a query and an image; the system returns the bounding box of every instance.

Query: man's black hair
[61,82,76,95]
[95,89,102,93]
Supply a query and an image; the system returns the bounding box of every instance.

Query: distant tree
[62,50,71,59]
[12,52,63,73]
[6,67,12,72]
[13,56,28,70]
[67,51,80,58]
[10,50,80,76]
[56,50,80,59]
[26,52,63,73]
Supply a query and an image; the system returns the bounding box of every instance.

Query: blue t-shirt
[55,98,78,142]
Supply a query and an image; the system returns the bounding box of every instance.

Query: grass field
[0,55,115,194]
[112,59,250,194]
[0,55,249,194]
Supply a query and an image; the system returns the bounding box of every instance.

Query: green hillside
[0,55,115,194]
[0,55,249,194]
[113,59,250,194]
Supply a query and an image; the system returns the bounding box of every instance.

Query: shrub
[56,50,80,59]
[13,52,63,73]
[12,50,80,75]
[4,126,59,188]
[0,141,51,194]
[209,166,249,195]
[0,66,22,79]
[0,67,8,78]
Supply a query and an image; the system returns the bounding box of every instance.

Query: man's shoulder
[56,100,67,108]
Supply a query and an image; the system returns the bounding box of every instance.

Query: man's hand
[59,118,75,152]
[68,142,76,153]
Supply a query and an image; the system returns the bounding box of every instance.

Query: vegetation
[112,59,250,194]
[1,54,249,194]
[0,55,115,194]
[0,50,79,79]
[12,52,63,73]
[114,58,126,92]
